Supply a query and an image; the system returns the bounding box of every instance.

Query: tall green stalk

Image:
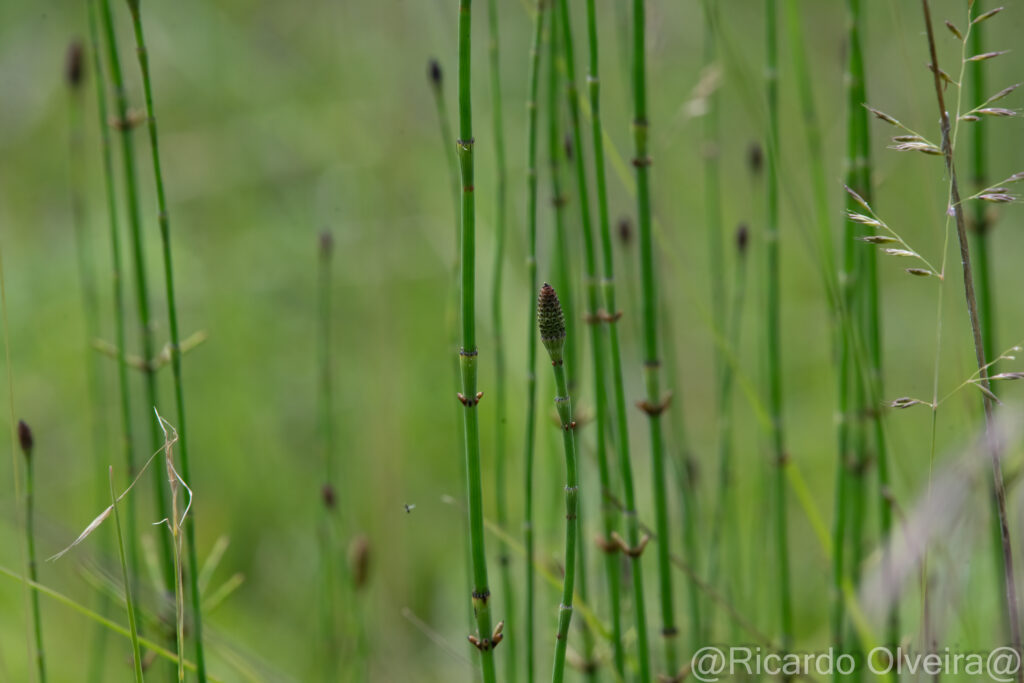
[317,231,338,678]
[486,0,515,678]
[537,285,578,683]
[522,3,546,679]
[967,1,1008,642]
[19,422,45,683]
[109,468,145,683]
[87,3,141,674]
[557,0,623,674]
[96,0,176,594]
[455,0,498,678]
[631,0,681,673]
[764,0,794,656]
[123,3,207,677]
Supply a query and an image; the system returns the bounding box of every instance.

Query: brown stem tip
[427,58,442,88]
[65,40,84,89]
[17,419,33,457]
[736,223,750,255]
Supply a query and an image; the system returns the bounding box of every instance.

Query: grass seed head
[537,283,566,364]
[17,419,33,457]
[944,20,964,40]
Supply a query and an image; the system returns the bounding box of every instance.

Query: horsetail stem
[96,0,176,594]
[920,0,1022,670]
[536,284,578,683]
[123,2,207,675]
[455,0,498,678]
[86,3,141,671]
[20,422,46,683]
[968,2,1010,642]
[764,0,794,658]
[486,0,515,676]
[631,0,682,673]
[522,2,546,679]
[556,0,623,673]
[318,231,338,678]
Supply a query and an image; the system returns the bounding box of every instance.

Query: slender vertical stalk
[522,3,546,679]
[96,0,176,594]
[557,0,623,674]
[123,4,207,677]
[67,37,113,683]
[317,232,338,678]
[631,0,681,673]
[537,285,578,683]
[19,423,46,683]
[967,1,1009,642]
[87,3,142,673]
[764,0,794,657]
[486,1,515,678]
[455,0,498,678]
[920,1,1022,670]
[108,468,145,683]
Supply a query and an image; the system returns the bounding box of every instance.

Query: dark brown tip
[736,223,749,255]
[17,420,33,456]
[66,41,85,89]
[747,142,763,176]
[348,533,371,590]
[617,216,633,246]
[319,230,333,256]
[428,59,442,88]
[322,483,336,509]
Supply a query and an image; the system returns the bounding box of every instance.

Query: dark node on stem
[427,58,442,88]
[65,40,85,89]
[736,223,750,255]
[776,451,791,467]
[747,141,764,176]
[598,309,623,323]
[321,483,336,509]
[637,393,672,416]
[319,230,334,256]
[610,531,650,557]
[17,420,33,457]
[564,133,573,162]
[458,348,478,358]
[617,216,633,245]
[661,626,679,637]
[537,283,567,363]
[347,533,371,590]
[632,156,652,168]
[552,194,569,208]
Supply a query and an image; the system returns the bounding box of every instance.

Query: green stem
[456,0,498,679]
[109,468,145,683]
[23,436,46,683]
[96,0,175,595]
[522,3,546,680]
[317,233,337,677]
[967,0,1008,644]
[548,356,579,683]
[764,0,794,657]
[124,3,207,677]
[558,0,623,674]
[87,2,141,675]
[631,0,680,673]
[486,0,515,677]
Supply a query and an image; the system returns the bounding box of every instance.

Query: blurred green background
[2,0,1024,680]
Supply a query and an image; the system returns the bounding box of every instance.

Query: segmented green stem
[86,4,140,675]
[456,1,498,678]
[109,468,145,683]
[124,4,206,676]
[486,1,515,677]
[96,0,175,594]
[764,0,794,655]
[632,0,681,672]
[557,0,623,673]
[522,4,545,680]
[921,0,1022,671]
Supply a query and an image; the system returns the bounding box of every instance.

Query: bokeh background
[2,0,1024,680]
